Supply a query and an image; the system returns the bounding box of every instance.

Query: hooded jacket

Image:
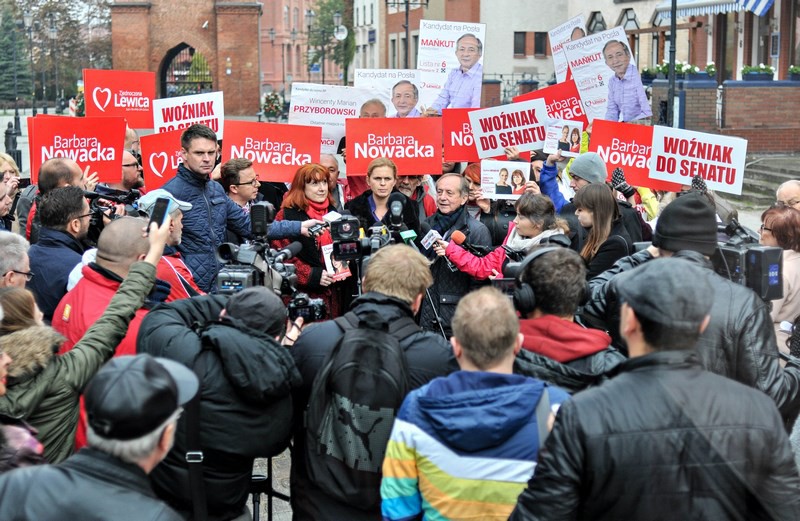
[381,371,569,521]
[137,295,301,520]
[582,249,800,425]
[0,262,156,463]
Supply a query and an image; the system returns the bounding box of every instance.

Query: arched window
[160,44,213,97]
[283,5,289,29]
[293,7,299,30]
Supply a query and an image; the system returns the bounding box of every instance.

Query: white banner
[649,127,747,195]
[480,159,531,200]
[468,99,549,158]
[549,15,586,83]
[153,91,225,138]
[288,83,378,154]
[417,20,487,113]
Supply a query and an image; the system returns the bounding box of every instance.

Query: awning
[655,0,740,18]
[656,0,774,17]
[739,0,775,17]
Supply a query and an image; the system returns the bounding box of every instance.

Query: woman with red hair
[273,163,343,318]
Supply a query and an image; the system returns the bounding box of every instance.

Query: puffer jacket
[582,249,800,424]
[289,291,458,521]
[419,208,492,337]
[0,262,156,463]
[27,226,85,321]
[381,371,570,521]
[137,295,301,521]
[510,351,800,520]
[162,164,251,293]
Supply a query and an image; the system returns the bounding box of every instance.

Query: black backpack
[304,310,419,510]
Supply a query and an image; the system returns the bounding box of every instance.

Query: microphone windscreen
[451,230,467,245]
[388,192,406,207]
[285,241,303,257]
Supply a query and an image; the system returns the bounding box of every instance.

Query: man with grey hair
[320,153,346,211]
[0,354,198,519]
[421,173,491,336]
[0,232,31,288]
[776,180,800,210]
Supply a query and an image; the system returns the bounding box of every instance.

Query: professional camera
[712,219,783,301]
[216,201,299,295]
[83,188,142,245]
[331,223,392,262]
[287,292,326,322]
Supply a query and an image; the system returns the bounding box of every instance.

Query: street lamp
[306,10,346,85]
[385,0,429,69]
[22,10,35,117]
[269,27,298,94]
[48,13,58,114]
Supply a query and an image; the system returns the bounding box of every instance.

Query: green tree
[0,7,34,105]
[307,0,355,85]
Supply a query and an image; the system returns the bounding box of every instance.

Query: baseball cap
[85,355,199,441]
[569,152,607,184]
[615,258,714,330]
[224,286,288,337]
[136,189,192,216]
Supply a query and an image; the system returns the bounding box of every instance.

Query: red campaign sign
[140,129,184,190]
[346,118,443,175]
[588,119,682,192]
[222,120,321,183]
[443,108,530,163]
[513,79,589,127]
[84,69,155,129]
[29,116,126,185]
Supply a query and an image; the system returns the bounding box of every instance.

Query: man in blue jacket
[163,124,320,292]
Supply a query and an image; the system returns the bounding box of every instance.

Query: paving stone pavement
[248,451,293,521]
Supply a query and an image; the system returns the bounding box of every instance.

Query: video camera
[216,201,299,296]
[331,218,393,262]
[83,188,142,245]
[712,219,783,301]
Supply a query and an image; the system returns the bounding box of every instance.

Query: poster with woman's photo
[353,69,425,118]
[480,159,530,200]
[322,244,352,281]
[416,20,487,114]
[549,15,586,83]
[544,120,584,158]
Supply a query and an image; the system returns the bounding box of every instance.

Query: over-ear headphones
[512,246,590,316]
[512,247,560,316]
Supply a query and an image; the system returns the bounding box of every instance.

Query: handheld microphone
[450,230,493,257]
[388,192,405,229]
[273,241,302,263]
[421,223,458,272]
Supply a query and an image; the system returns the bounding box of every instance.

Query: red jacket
[158,251,204,302]
[520,315,611,363]
[445,224,514,280]
[52,264,149,449]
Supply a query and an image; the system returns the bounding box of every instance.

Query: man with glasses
[776,180,800,210]
[0,232,31,288]
[220,157,261,214]
[425,33,484,114]
[27,186,90,321]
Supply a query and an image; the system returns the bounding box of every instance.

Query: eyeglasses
[122,162,143,169]
[776,199,800,208]
[8,269,34,281]
[76,212,93,220]
[233,178,260,187]
[760,224,773,233]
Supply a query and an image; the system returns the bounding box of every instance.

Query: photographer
[582,192,800,425]
[290,245,457,521]
[137,287,301,520]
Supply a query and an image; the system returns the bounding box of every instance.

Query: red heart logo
[149,152,168,178]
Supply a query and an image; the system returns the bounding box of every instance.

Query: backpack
[304,310,419,510]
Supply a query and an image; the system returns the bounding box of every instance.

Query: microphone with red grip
[450,230,493,257]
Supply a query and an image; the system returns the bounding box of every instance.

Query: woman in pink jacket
[434,193,570,279]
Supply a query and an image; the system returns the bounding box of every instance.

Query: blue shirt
[430,62,483,113]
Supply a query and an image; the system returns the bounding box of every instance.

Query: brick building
[110,0,262,116]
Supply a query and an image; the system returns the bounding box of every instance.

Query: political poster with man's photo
[353,69,425,118]
[549,15,586,83]
[417,20,487,114]
[544,121,584,158]
[480,159,530,200]
[563,27,651,124]
[288,83,379,154]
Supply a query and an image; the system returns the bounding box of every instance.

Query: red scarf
[306,199,332,247]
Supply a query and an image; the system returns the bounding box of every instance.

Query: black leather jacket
[510,350,800,521]
[582,249,800,424]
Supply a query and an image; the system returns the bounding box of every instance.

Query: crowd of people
[0,121,799,520]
